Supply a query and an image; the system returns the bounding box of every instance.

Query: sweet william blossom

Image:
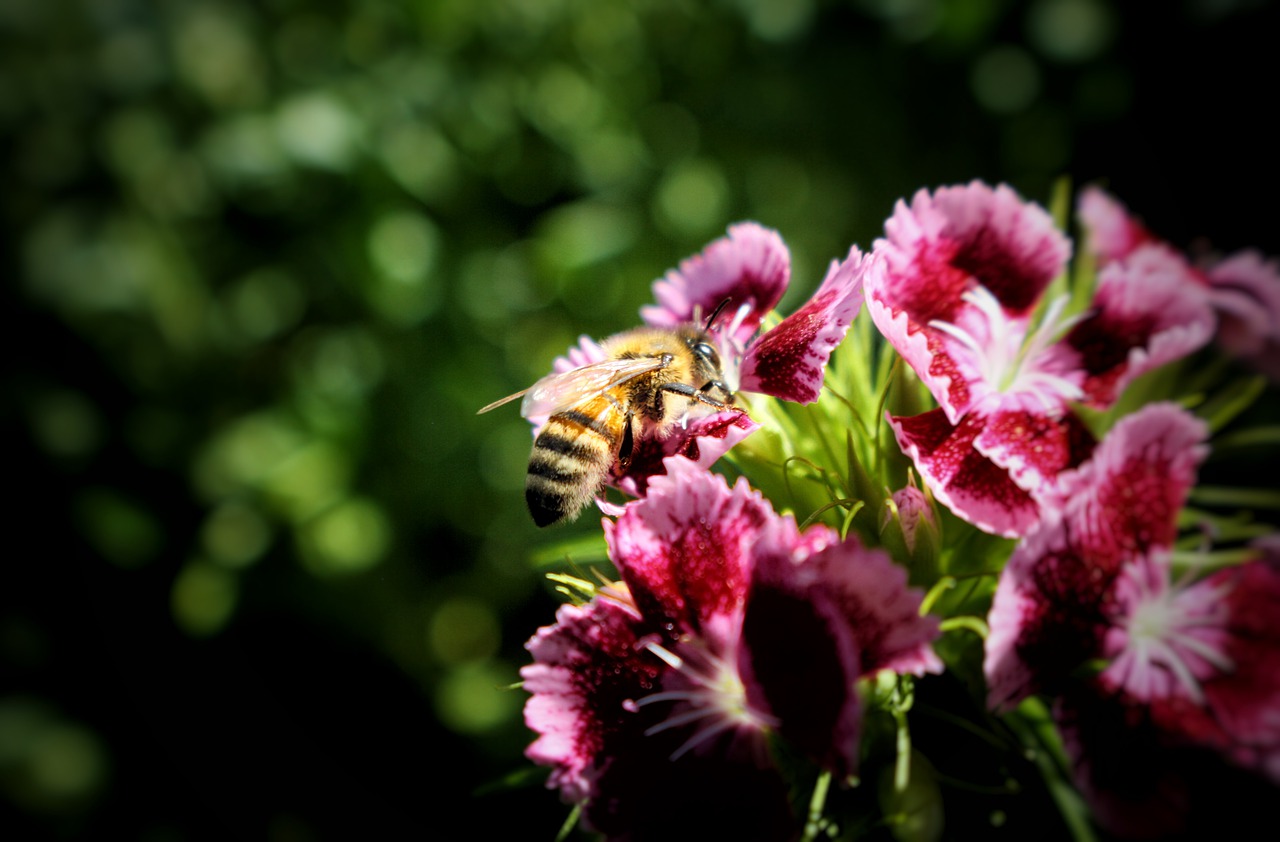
[1100,552,1280,782]
[865,182,1213,537]
[1079,184,1276,379]
[532,223,866,504]
[642,222,868,405]
[1051,552,1280,838]
[521,457,940,839]
[983,402,1209,709]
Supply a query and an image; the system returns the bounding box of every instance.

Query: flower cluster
[513,182,1280,840]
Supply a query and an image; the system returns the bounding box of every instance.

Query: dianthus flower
[864,182,1213,537]
[537,223,867,501]
[1048,550,1280,838]
[983,402,1209,708]
[1080,184,1280,381]
[520,457,940,839]
[983,400,1280,833]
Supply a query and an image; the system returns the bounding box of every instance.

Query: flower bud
[880,479,940,585]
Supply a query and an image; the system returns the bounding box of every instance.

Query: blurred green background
[3,0,1276,839]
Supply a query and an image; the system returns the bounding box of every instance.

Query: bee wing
[518,356,667,418]
[476,388,530,415]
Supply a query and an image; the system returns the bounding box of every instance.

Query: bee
[479,320,737,527]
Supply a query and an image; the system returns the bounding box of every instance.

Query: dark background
[4,1,1277,839]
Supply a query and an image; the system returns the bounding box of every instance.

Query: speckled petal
[888,408,1042,538]
[521,595,658,804]
[984,403,1210,710]
[642,222,790,348]
[606,457,772,635]
[1065,245,1215,407]
[738,245,868,403]
[973,403,1096,501]
[866,181,1070,420]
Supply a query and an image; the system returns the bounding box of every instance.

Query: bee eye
[693,342,719,366]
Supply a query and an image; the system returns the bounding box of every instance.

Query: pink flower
[642,222,868,405]
[866,182,1213,537]
[1051,554,1280,838]
[1204,250,1280,381]
[1079,185,1278,379]
[529,223,866,511]
[521,457,940,838]
[983,403,1209,710]
[1101,554,1280,783]
[1053,679,1275,840]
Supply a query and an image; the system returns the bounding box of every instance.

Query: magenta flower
[521,457,940,838]
[983,402,1209,710]
[1053,677,1276,840]
[1204,250,1280,380]
[530,223,866,508]
[642,222,868,405]
[1101,552,1280,779]
[1079,185,1276,379]
[865,181,1213,537]
[1048,552,1280,838]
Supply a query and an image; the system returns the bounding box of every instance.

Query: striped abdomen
[526,394,626,527]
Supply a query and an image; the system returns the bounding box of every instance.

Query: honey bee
[479,321,738,527]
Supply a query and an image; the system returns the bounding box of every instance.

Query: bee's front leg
[658,381,729,411]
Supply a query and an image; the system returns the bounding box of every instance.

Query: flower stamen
[636,639,777,760]
[928,285,1085,407]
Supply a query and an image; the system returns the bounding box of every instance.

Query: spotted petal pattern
[984,403,1209,710]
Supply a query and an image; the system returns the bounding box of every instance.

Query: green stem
[938,615,989,639]
[802,770,833,842]
[1006,699,1097,842]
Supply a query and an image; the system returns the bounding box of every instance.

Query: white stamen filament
[635,638,777,761]
[928,285,1086,403]
[1119,566,1236,705]
[712,302,754,394]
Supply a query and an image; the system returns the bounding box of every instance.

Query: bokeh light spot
[427,597,502,665]
[731,0,816,41]
[535,201,639,273]
[276,92,359,170]
[0,700,109,810]
[192,412,306,501]
[201,501,272,569]
[1026,0,1115,63]
[378,121,460,204]
[369,211,441,285]
[29,724,108,800]
[259,441,352,523]
[433,662,523,735]
[27,389,102,459]
[73,489,161,569]
[172,5,266,108]
[653,159,729,237]
[297,497,390,576]
[970,46,1041,113]
[171,561,238,637]
[222,267,306,345]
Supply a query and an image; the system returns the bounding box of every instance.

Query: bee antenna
[704,297,733,330]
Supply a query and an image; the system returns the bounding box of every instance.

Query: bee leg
[617,412,636,469]
[702,379,735,403]
[659,382,730,410]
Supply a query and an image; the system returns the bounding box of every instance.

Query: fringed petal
[739,245,868,403]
